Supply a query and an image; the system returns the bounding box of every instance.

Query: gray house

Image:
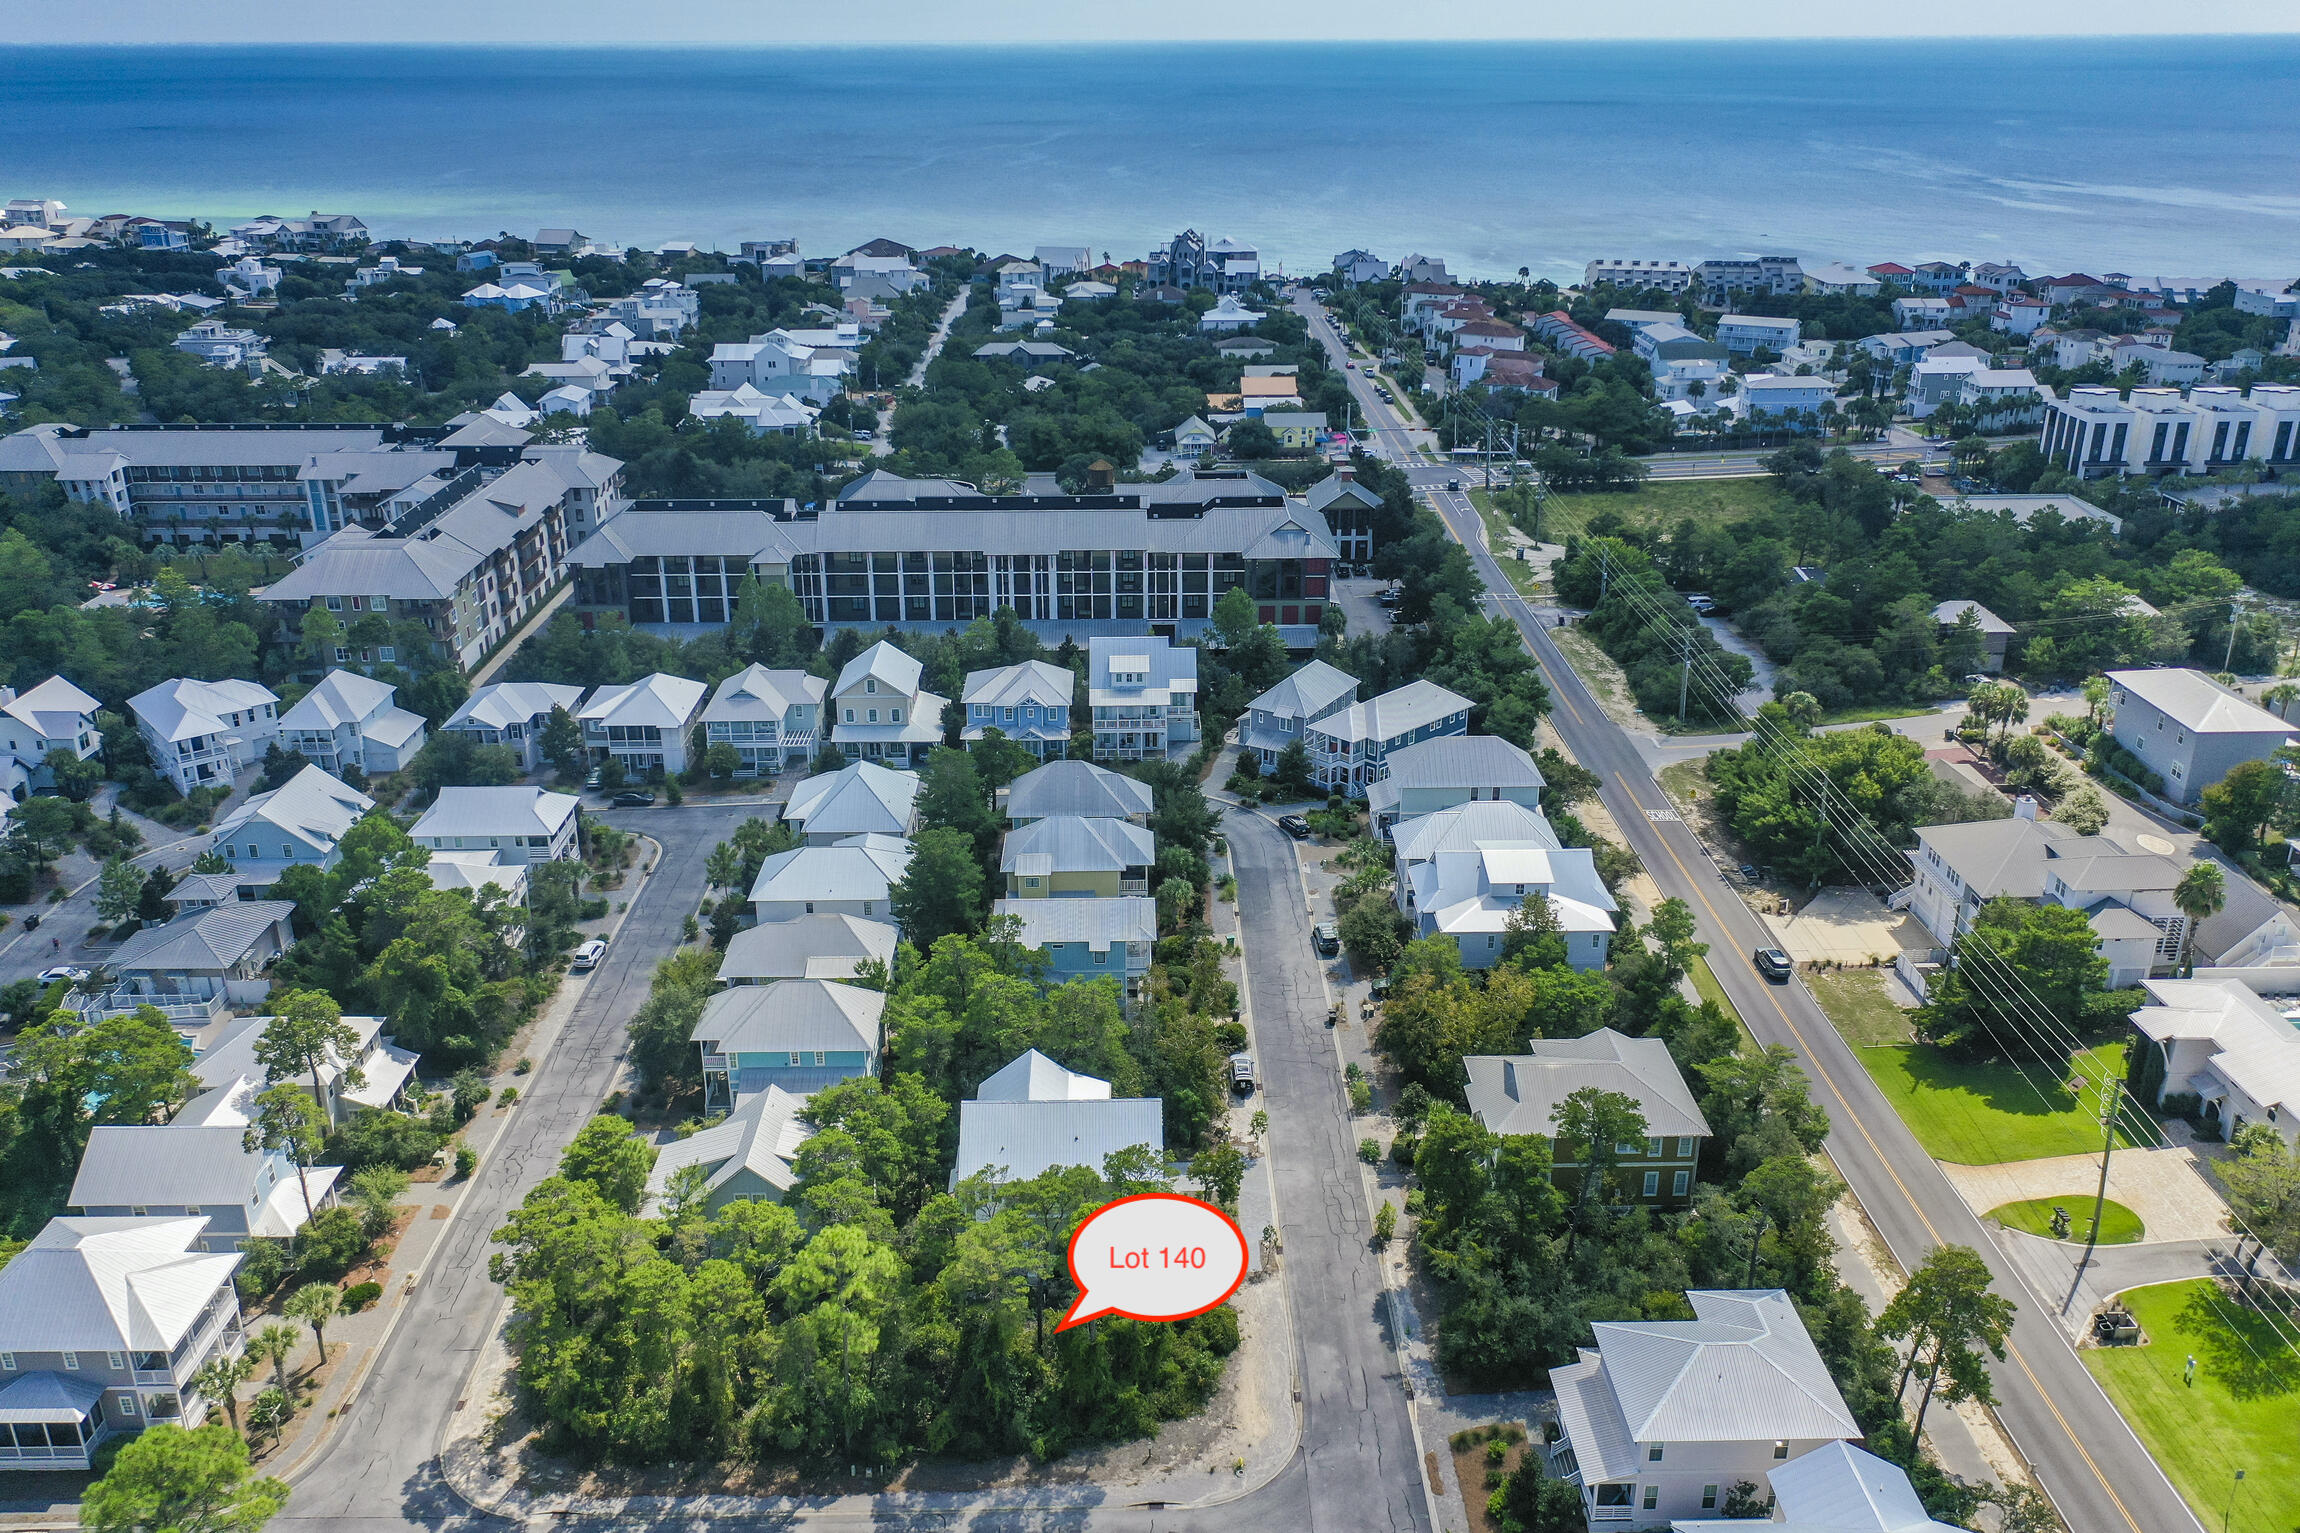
[2106,668,2296,806]
[1367,734,1547,836]
[0,1217,244,1468]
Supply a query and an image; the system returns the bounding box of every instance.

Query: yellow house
[1259,411,1327,450]
[1001,814,1156,899]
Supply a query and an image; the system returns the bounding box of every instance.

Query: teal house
[694,978,885,1111]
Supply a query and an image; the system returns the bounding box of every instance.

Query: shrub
[499,1086,519,1105]
[234,1238,291,1299]
[291,1205,371,1281]
[326,1106,445,1172]
[456,1143,478,1179]
[1390,1133,1418,1168]
[1213,1021,1249,1052]
[1372,1200,1397,1245]
[451,1067,492,1121]
[1357,1137,1381,1163]
[340,1280,384,1313]
[1348,1077,1374,1114]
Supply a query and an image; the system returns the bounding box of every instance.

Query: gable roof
[718,913,898,984]
[1378,734,1546,793]
[952,1097,1163,1187]
[444,681,586,732]
[692,978,886,1056]
[1000,815,1155,875]
[703,664,825,724]
[1462,1028,1711,1141]
[211,764,373,852]
[1931,599,2015,636]
[2108,668,2297,736]
[2130,976,2300,1124]
[783,761,920,839]
[410,786,579,842]
[0,1217,241,1353]
[835,640,924,698]
[128,677,279,744]
[579,672,708,730]
[994,895,1157,953]
[1006,760,1153,822]
[749,837,912,905]
[643,1085,811,1208]
[1392,799,1561,864]
[962,660,1072,710]
[278,669,396,732]
[69,1126,288,1212]
[108,901,293,973]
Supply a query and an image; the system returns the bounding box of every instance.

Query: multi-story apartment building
[1692,255,1804,297]
[1584,258,1693,293]
[566,471,1349,650]
[3,423,389,549]
[1089,637,1199,762]
[127,677,280,794]
[1714,313,1801,356]
[2038,384,2300,479]
[260,448,620,673]
[0,1217,245,1467]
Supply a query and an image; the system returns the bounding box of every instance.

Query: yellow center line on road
[1438,489,2150,1533]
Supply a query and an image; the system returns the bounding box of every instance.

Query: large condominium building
[259,448,624,674]
[2039,384,2300,479]
[566,469,1346,650]
[1584,258,1693,293]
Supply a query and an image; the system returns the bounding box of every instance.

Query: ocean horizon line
[6,32,2296,50]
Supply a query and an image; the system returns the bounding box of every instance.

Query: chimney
[1502,1060,1518,1100]
[1337,465,1356,483]
[2014,795,2039,821]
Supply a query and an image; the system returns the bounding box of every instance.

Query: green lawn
[1986,1196,2144,1244]
[1813,703,1942,727]
[1539,478,1783,540]
[1687,954,1757,1047]
[2084,1281,2300,1533]
[1808,973,2130,1164]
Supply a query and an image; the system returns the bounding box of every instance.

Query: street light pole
[2223,1468,2245,1533]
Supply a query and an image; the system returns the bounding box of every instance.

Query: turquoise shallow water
[5,38,2297,279]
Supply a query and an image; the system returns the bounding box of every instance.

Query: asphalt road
[1227,806,1430,1533]
[277,805,750,1533]
[1301,294,2204,1533]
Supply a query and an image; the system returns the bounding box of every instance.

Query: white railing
[76,990,228,1027]
[1885,883,1915,911]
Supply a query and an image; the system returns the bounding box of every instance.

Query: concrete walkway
[1944,1146,2231,1244]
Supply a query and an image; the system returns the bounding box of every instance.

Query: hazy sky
[9,0,2296,43]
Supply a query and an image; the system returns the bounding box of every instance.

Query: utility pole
[2224,599,2242,672]
[2088,1078,2120,1255]
[1678,627,1695,720]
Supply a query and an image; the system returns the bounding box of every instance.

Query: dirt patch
[1551,626,1643,730]
[1447,1424,1530,1533]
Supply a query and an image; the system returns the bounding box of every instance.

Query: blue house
[693,978,885,1111]
[993,896,1156,1001]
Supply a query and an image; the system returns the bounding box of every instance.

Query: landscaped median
[1804,970,2131,1164]
[2083,1280,2299,1533]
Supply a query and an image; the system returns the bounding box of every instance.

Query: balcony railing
[74,990,229,1027]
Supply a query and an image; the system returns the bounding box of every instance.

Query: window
[62,1352,78,1371]
[1616,1141,1640,1155]
[891,708,903,724]
[803,901,815,914]
[1642,1170,1660,1197]
[787,1052,802,1066]
[108,1352,124,1371]
[1676,1136,1696,1157]
[1647,1136,1664,1157]
[1642,1487,1658,1511]
[0,1353,12,1371]
[280,845,292,860]
[1093,947,1107,965]
[843,709,855,723]
[1773,1441,1789,1460]
[335,647,351,663]
[867,709,879,723]
[864,678,877,693]
[119,1393,138,1416]
[132,1207,147,1218]
[1673,1170,1690,1196]
[1594,1486,1633,1509]
[1647,1445,1663,1463]
[1702,1486,1719,1511]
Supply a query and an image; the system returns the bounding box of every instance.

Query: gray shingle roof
[1462,1028,1710,1140]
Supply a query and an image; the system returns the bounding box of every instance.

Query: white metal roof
[128,677,279,744]
[783,761,919,839]
[1006,760,1153,823]
[834,639,924,699]
[643,1085,810,1208]
[0,1217,241,1353]
[962,659,1073,711]
[976,1048,1114,1102]
[749,837,913,906]
[412,785,579,842]
[993,895,1156,952]
[703,664,825,725]
[718,913,898,984]
[444,681,586,732]
[1000,815,1155,875]
[579,671,708,731]
[692,978,886,1056]
[952,1097,1163,1189]
[211,763,373,853]
[1589,1290,1858,1444]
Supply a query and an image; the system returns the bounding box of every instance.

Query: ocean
[5,37,2298,280]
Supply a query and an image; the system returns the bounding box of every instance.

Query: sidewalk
[260,837,667,1485]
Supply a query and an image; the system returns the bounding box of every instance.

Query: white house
[782,760,920,844]
[1198,295,1266,334]
[1089,637,1198,762]
[1549,1290,1860,1529]
[276,670,428,777]
[128,678,280,795]
[1673,1440,1965,1533]
[702,664,825,776]
[191,1010,418,1129]
[962,660,1073,758]
[1903,818,2187,985]
[951,1049,1163,1189]
[0,1217,245,1466]
[439,681,586,771]
[0,676,102,800]
[411,786,580,865]
[208,764,374,890]
[1715,314,1801,356]
[1956,368,2047,427]
[1392,800,1615,970]
[1736,375,1836,427]
[69,1113,339,1250]
[827,641,946,769]
[688,383,820,438]
[749,834,912,925]
[579,672,709,778]
[2128,976,2300,1148]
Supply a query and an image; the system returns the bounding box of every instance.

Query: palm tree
[2173,863,2226,977]
[286,1282,341,1365]
[190,1352,254,1435]
[251,1322,300,1393]
[1996,683,2030,749]
[2264,682,2299,722]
